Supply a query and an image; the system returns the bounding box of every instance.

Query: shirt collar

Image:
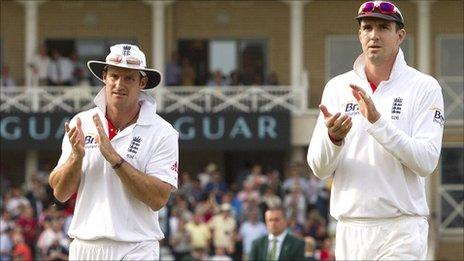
[93,88,157,126]
[268,230,287,242]
[353,48,407,82]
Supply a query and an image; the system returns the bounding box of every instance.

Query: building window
[325,35,413,81]
[439,147,464,233]
[45,38,136,86]
[437,35,464,125]
[178,39,268,86]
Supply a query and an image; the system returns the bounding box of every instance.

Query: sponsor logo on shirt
[391,97,403,120]
[127,136,141,158]
[431,107,445,127]
[344,102,360,116]
[84,133,98,149]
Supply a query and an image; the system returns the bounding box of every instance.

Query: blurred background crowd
[0,45,281,90]
[0,160,335,261]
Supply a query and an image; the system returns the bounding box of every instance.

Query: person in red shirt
[12,229,33,261]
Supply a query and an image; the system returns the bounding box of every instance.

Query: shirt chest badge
[391,97,403,120]
[126,136,142,159]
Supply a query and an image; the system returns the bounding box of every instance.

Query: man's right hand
[319,104,352,145]
[65,117,85,159]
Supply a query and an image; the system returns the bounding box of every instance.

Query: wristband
[112,157,125,169]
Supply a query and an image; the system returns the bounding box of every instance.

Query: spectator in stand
[209,203,237,255]
[37,218,67,257]
[245,163,267,190]
[0,65,17,90]
[282,161,309,194]
[181,58,196,86]
[205,171,228,203]
[220,192,242,222]
[265,169,282,197]
[238,210,267,260]
[207,70,227,87]
[0,227,13,261]
[260,186,282,215]
[319,238,333,261]
[228,70,243,86]
[177,172,194,198]
[265,71,280,86]
[283,186,307,225]
[309,174,330,221]
[0,208,15,234]
[70,50,89,86]
[47,49,74,86]
[11,229,32,261]
[5,187,30,219]
[198,162,216,189]
[195,194,218,223]
[25,177,47,219]
[28,44,50,86]
[165,51,182,86]
[249,206,305,261]
[15,205,38,255]
[304,236,317,261]
[185,211,211,253]
[251,73,263,86]
[211,246,232,261]
[45,238,68,261]
[237,181,260,218]
[169,218,191,261]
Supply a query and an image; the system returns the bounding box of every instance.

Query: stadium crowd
[0,160,335,261]
[1,48,280,89]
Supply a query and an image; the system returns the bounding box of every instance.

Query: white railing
[0,84,310,114]
[439,184,464,234]
[438,76,464,126]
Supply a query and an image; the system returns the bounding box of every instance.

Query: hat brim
[87,61,162,89]
[355,13,403,27]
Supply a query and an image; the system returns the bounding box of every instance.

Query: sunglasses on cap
[358,1,404,23]
[106,54,147,77]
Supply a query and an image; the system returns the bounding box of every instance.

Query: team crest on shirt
[343,102,360,116]
[391,97,403,120]
[83,133,98,149]
[430,106,445,127]
[126,136,142,158]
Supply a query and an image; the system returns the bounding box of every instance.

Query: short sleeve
[146,133,179,190]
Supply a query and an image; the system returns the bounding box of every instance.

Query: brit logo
[127,136,141,158]
[431,107,445,127]
[122,45,131,56]
[391,97,403,120]
[344,102,360,116]
[84,133,98,149]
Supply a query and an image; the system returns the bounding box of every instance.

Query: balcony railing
[0,85,310,114]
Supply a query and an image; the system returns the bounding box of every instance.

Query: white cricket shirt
[56,89,179,242]
[307,49,444,219]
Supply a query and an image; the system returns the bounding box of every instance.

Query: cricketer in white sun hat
[87,44,162,89]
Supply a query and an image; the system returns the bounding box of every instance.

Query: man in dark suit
[249,206,305,261]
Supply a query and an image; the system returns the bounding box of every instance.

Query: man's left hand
[93,114,121,166]
[350,84,381,123]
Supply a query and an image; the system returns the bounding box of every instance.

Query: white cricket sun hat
[87,44,162,89]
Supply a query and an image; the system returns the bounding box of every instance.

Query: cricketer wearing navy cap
[307,0,444,260]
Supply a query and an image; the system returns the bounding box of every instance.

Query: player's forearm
[49,155,82,202]
[114,161,171,211]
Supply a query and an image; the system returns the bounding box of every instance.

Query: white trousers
[335,215,428,260]
[69,238,159,260]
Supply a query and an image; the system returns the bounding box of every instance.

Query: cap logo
[122,45,132,56]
